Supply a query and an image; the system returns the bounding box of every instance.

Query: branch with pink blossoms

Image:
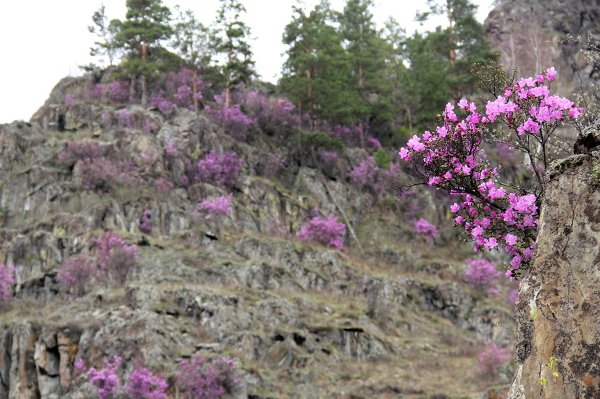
[398,67,583,277]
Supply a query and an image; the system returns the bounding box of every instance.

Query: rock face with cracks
[508,154,600,399]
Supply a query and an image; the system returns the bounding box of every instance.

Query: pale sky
[0,0,494,123]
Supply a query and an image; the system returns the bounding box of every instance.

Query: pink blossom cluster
[139,210,153,234]
[149,94,176,115]
[165,67,203,110]
[207,104,255,141]
[87,80,130,103]
[398,67,582,276]
[297,214,346,249]
[413,218,439,245]
[175,355,244,399]
[194,194,233,221]
[58,141,102,166]
[124,367,168,399]
[348,157,400,194]
[88,356,122,399]
[77,158,139,191]
[464,258,501,295]
[236,90,300,130]
[83,356,168,399]
[194,151,242,188]
[0,263,15,302]
[95,232,138,285]
[57,256,95,296]
[477,343,511,377]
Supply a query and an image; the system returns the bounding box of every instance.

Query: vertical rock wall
[509,154,600,399]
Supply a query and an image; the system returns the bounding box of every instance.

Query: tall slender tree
[88,4,120,66]
[112,0,172,105]
[172,6,213,112]
[213,0,255,107]
[339,0,390,142]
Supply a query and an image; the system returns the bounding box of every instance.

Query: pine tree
[417,0,496,99]
[112,0,172,106]
[280,1,358,129]
[339,0,391,143]
[213,0,255,107]
[88,4,120,66]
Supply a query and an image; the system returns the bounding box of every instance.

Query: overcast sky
[0,0,494,123]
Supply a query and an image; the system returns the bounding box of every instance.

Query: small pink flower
[546,67,556,81]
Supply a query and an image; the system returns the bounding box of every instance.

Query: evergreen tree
[88,4,120,66]
[339,0,391,142]
[172,6,214,112]
[417,0,496,99]
[213,0,255,107]
[112,0,172,105]
[280,1,358,129]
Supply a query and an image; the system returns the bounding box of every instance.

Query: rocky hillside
[485,0,600,94]
[0,72,515,399]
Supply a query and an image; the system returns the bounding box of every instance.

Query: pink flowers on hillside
[175,355,244,399]
[464,258,501,295]
[297,215,346,249]
[398,67,582,277]
[0,263,15,301]
[478,343,511,377]
[194,194,233,221]
[95,232,138,285]
[413,218,439,245]
[193,151,242,189]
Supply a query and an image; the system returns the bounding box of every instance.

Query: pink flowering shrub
[297,215,346,249]
[348,157,400,194]
[464,258,501,295]
[95,232,138,285]
[0,263,15,302]
[413,218,439,245]
[88,356,122,399]
[58,141,102,167]
[478,343,511,377]
[193,151,242,189]
[149,94,176,115]
[165,67,203,110]
[139,210,152,234]
[76,158,138,191]
[106,80,130,103]
[398,67,583,277]
[207,105,255,141]
[57,256,96,296]
[348,157,379,186]
[124,367,168,399]
[115,108,133,128]
[194,194,233,221]
[175,355,244,399]
[236,90,300,133]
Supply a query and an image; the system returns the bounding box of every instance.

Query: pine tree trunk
[225,79,231,108]
[192,70,199,113]
[129,75,136,103]
[140,75,148,107]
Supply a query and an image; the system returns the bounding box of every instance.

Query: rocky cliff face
[0,74,514,398]
[485,0,600,93]
[508,154,600,398]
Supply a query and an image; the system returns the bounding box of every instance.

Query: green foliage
[213,0,255,105]
[280,2,360,127]
[372,147,391,169]
[111,0,173,105]
[299,131,344,152]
